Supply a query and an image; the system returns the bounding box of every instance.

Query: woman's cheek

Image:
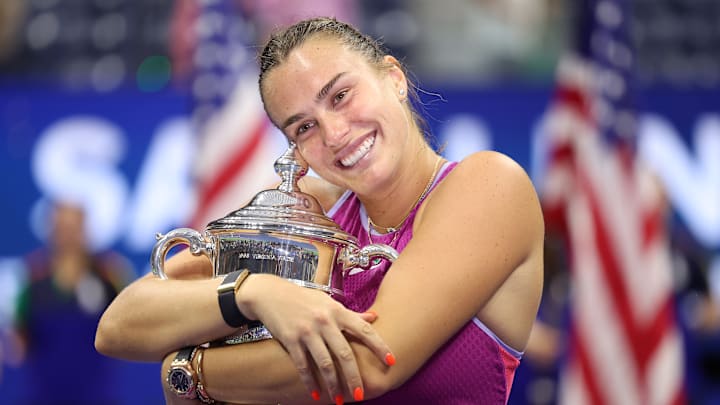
[298,142,329,172]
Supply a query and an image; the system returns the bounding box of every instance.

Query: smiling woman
[262,38,418,200]
[95,16,544,405]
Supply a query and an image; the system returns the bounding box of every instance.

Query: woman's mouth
[340,136,375,167]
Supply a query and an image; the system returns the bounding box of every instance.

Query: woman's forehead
[272,37,365,81]
[262,38,373,115]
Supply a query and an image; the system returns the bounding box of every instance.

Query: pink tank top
[327,161,522,404]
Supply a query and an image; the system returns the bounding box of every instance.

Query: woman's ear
[383,55,407,97]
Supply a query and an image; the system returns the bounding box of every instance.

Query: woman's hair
[257,16,431,144]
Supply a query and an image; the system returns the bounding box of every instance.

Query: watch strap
[174,346,197,365]
[217,269,251,328]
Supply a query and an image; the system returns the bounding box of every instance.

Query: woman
[96,17,544,405]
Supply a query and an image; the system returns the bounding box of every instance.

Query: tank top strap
[326,189,354,218]
[328,161,458,246]
[413,160,458,212]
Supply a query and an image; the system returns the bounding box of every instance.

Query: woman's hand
[236,274,394,403]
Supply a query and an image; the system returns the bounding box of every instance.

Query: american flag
[174,0,284,228]
[539,0,686,404]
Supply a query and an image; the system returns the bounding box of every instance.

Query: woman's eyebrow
[282,72,348,130]
[316,72,346,101]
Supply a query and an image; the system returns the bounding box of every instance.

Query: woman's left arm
[159,151,544,404]
[354,151,545,388]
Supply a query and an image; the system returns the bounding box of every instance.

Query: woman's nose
[322,111,350,148]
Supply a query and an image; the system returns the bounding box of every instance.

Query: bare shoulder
[450,150,534,190]
[298,175,346,212]
[431,150,540,211]
[419,150,544,254]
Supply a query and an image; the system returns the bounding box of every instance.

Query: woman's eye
[333,90,348,105]
[297,121,315,135]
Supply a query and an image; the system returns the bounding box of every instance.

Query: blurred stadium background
[0,0,718,404]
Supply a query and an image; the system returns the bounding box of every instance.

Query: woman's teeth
[340,136,374,167]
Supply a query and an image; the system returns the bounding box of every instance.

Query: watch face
[168,368,193,395]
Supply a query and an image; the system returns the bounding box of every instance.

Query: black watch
[217,269,252,328]
[166,346,198,399]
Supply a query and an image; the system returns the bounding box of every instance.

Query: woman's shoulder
[298,175,347,212]
[440,150,537,198]
[424,150,543,235]
[453,150,528,179]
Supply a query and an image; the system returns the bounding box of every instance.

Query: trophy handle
[340,244,399,274]
[151,228,214,279]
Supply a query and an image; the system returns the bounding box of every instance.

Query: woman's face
[262,36,411,195]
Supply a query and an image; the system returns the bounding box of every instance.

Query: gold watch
[166,346,198,399]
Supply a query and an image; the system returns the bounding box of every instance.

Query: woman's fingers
[304,335,344,403]
[246,277,393,402]
[323,330,364,402]
[309,308,393,401]
[284,342,322,402]
[358,310,378,323]
[342,312,396,368]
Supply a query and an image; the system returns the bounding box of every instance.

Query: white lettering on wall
[124,117,195,251]
[638,113,720,247]
[28,111,719,257]
[31,117,129,251]
[30,115,195,254]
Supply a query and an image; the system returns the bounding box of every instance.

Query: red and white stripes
[542,56,685,405]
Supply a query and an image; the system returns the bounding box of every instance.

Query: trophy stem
[274,143,307,193]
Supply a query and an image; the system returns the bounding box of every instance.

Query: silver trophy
[151,143,398,344]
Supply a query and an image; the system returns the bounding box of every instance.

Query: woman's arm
[95,251,237,361]
[169,151,544,404]
[160,339,334,405]
[96,249,393,400]
[96,173,346,360]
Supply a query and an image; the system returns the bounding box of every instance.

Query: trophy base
[221,321,273,345]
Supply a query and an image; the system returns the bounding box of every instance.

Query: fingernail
[364,310,378,318]
[311,390,320,401]
[335,394,344,405]
[353,387,364,401]
[385,352,396,366]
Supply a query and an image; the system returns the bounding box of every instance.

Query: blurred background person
[10,201,133,404]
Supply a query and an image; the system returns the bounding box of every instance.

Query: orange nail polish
[353,387,364,401]
[365,310,378,318]
[335,394,344,405]
[385,353,396,366]
[311,390,320,401]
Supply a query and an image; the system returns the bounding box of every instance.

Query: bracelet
[195,347,216,404]
[217,269,252,328]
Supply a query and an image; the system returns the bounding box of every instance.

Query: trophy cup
[150,143,399,344]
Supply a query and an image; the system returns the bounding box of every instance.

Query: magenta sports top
[327,161,523,404]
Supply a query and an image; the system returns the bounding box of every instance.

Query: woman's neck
[362,146,442,233]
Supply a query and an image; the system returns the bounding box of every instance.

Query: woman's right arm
[95,250,239,361]
[96,175,343,361]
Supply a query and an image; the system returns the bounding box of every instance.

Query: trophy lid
[206,144,353,243]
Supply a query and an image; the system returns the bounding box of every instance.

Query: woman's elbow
[95,324,164,361]
[360,361,404,399]
[94,307,163,362]
[94,313,123,359]
[363,374,392,399]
